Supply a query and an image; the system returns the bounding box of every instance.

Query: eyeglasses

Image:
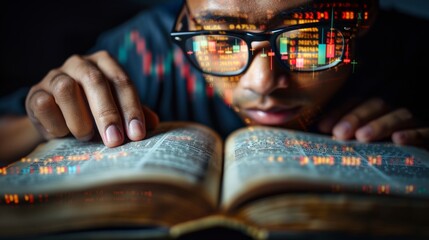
[170,1,359,77]
[171,23,356,76]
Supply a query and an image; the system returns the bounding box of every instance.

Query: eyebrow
[194,10,249,24]
[192,4,316,30]
[188,0,373,32]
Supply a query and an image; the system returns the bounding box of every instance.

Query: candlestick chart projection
[118,30,215,101]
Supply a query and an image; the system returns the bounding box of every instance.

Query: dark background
[1,0,172,97]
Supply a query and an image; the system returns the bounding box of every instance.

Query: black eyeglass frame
[171,22,356,77]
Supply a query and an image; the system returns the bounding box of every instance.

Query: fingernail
[333,121,351,138]
[129,119,145,140]
[357,126,373,141]
[105,124,122,145]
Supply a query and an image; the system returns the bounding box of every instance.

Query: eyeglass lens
[184,26,346,75]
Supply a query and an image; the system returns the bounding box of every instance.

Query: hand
[25,50,159,147]
[318,98,429,148]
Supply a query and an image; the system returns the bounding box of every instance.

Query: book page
[0,122,223,204]
[222,126,429,209]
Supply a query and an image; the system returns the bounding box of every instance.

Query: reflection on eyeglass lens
[185,26,347,75]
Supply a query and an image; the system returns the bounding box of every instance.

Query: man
[1,0,428,164]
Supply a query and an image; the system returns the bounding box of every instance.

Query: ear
[357,0,379,37]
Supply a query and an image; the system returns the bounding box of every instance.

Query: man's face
[185,0,354,129]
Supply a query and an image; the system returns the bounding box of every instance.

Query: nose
[239,41,288,96]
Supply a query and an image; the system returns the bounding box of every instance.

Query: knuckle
[123,106,141,120]
[46,68,61,79]
[97,107,120,122]
[31,91,54,113]
[112,73,132,87]
[95,50,111,58]
[64,54,84,66]
[26,85,40,102]
[81,64,104,85]
[51,74,76,98]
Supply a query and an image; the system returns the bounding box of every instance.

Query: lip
[244,106,302,125]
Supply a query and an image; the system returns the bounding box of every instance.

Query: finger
[318,97,361,134]
[87,51,146,141]
[62,54,124,147]
[355,108,414,142]
[26,89,69,139]
[333,98,388,140]
[47,71,94,141]
[392,128,429,147]
[142,105,159,131]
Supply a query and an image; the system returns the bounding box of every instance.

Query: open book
[1,122,429,239]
